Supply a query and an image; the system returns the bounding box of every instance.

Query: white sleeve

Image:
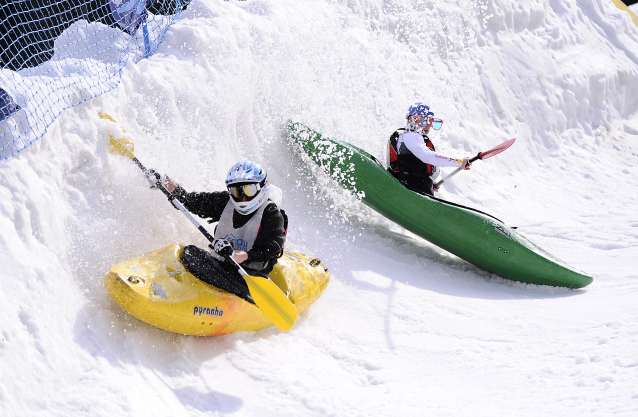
[402,132,463,167]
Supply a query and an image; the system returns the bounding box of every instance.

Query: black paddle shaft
[130,155,216,243]
[434,153,480,188]
[434,139,515,188]
[469,152,482,164]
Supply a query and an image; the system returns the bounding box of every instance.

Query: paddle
[434,138,516,189]
[101,112,298,331]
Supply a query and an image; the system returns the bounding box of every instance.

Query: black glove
[212,239,234,257]
[145,169,169,189]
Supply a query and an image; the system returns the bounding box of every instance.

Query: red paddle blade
[478,138,516,159]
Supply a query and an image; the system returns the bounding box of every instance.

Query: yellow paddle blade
[99,112,135,159]
[109,136,135,159]
[98,112,118,123]
[243,274,298,331]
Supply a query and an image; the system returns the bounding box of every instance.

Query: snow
[1,0,638,415]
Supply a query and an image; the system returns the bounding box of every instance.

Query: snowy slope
[1,0,638,415]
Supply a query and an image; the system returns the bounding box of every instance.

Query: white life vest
[214,199,269,252]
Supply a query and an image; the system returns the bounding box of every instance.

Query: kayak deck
[105,244,330,336]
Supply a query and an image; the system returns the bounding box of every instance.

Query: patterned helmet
[406,103,436,134]
[406,103,434,119]
[225,160,270,215]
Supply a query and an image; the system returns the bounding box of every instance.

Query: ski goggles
[227,183,261,200]
[414,115,443,130]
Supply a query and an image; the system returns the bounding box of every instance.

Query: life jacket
[387,128,436,178]
[214,200,288,257]
[214,200,268,252]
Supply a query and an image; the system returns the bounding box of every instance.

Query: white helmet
[225,160,270,215]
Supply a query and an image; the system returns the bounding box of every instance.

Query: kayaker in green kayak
[387,103,472,196]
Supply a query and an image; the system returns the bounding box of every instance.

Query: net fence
[0,0,191,161]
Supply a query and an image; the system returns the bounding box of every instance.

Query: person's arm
[171,184,230,222]
[402,132,466,168]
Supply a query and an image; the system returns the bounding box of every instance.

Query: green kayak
[287,122,592,288]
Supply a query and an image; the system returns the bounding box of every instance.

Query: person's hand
[460,157,472,170]
[433,185,440,193]
[231,250,248,264]
[145,169,177,192]
[146,169,167,188]
[212,239,234,257]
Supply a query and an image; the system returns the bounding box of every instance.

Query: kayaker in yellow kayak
[387,103,472,196]
[146,160,287,304]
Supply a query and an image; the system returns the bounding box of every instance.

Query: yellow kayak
[105,244,330,336]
